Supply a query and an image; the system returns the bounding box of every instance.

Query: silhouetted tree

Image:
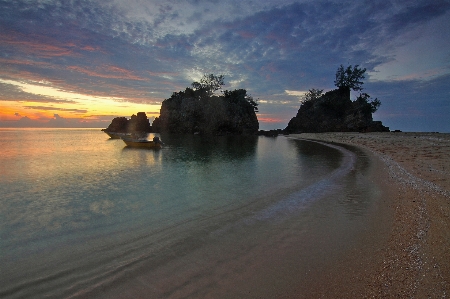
[334,64,366,91]
[223,89,259,112]
[303,88,323,103]
[356,92,381,114]
[191,74,225,95]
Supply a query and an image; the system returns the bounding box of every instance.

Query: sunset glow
[0,78,161,126]
[1,1,449,131]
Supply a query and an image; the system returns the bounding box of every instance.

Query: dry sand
[288,132,450,298]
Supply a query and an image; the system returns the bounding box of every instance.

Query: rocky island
[102,111,153,137]
[152,74,259,135]
[285,65,389,133]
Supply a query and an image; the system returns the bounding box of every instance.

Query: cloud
[364,73,450,132]
[383,1,450,32]
[66,65,148,81]
[0,57,52,68]
[285,90,308,101]
[0,79,129,104]
[0,115,109,128]
[102,0,301,40]
[23,106,88,114]
[0,81,77,103]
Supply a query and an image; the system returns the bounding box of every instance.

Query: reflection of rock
[285,87,389,133]
[103,112,153,133]
[152,89,259,135]
[159,134,258,161]
[258,129,284,137]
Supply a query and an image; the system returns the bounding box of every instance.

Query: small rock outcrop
[152,88,259,135]
[103,116,129,133]
[284,87,389,133]
[103,112,152,133]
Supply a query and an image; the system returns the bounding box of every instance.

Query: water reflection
[337,144,376,218]
[289,138,342,169]
[289,139,379,218]
[0,130,384,299]
[159,134,258,163]
[121,146,162,167]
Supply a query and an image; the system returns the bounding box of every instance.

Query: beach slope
[289,132,450,297]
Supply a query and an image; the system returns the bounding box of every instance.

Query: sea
[0,128,382,298]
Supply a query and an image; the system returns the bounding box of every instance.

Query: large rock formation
[152,88,259,135]
[103,112,152,133]
[285,87,389,133]
[127,112,152,132]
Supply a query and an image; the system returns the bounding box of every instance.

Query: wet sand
[288,132,450,298]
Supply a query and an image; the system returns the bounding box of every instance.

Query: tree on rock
[153,75,259,135]
[191,74,225,96]
[223,89,259,112]
[334,64,366,91]
[355,92,381,114]
[303,88,323,103]
[284,64,388,133]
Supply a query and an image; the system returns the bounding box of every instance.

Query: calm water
[0,128,380,298]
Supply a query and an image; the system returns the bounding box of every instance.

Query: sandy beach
[288,132,450,298]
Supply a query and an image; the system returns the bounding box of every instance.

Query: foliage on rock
[285,65,388,133]
[334,64,366,91]
[152,75,259,135]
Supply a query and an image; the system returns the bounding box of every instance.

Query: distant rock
[284,87,389,133]
[103,112,152,133]
[103,116,128,133]
[152,88,259,135]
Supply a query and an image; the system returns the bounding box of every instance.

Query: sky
[0,0,449,132]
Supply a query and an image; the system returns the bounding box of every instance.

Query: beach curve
[288,132,450,298]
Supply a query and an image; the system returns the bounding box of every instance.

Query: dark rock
[127,112,152,132]
[103,117,128,133]
[152,88,259,135]
[284,87,389,133]
[103,112,153,133]
[258,129,284,137]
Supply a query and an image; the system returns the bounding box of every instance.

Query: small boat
[121,136,163,149]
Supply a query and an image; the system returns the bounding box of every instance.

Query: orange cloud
[67,65,147,81]
[0,58,52,68]
[1,31,74,58]
[258,116,284,123]
[80,45,99,51]
[0,30,104,60]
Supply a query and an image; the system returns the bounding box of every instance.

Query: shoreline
[288,132,450,297]
[93,138,395,299]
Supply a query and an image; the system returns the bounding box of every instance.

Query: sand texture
[289,132,450,298]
